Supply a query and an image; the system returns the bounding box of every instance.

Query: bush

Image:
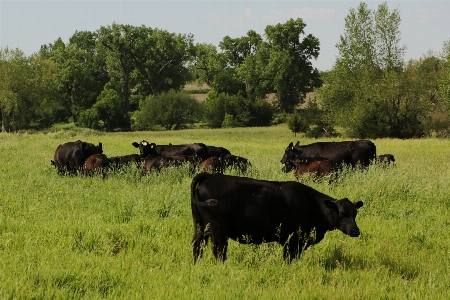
[287,113,308,136]
[135,90,202,130]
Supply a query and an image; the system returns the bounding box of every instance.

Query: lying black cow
[281,140,376,171]
[132,140,208,160]
[191,172,364,263]
[108,154,141,169]
[52,140,103,175]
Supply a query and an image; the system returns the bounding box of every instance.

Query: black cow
[281,140,376,170]
[223,154,251,173]
[377,154,395,165]
[204,145,231,158]
[52,140,103,175]
[132,140,208,160]
[141,155,188,173]
[108,154,141,169]
[191,172,364,263]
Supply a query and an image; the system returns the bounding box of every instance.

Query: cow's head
[132,140,156,158]
[324,198,363,237]
[280,142,303,164]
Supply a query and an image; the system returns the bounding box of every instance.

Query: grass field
[1,125,450,299]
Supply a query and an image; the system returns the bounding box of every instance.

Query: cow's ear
[295,141,300,146]
[288,142,293,148]
[324,200,338,211]
[354,201,364,209]
[132,142,140,148]
[150,143,156,148]
[98,142,102,150]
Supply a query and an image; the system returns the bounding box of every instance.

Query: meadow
[0,125,449,299]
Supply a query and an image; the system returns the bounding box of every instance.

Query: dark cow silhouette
[204,145,231,158]
[191,172,364,263]
[52,140,103,175]
[83,154,109,177]
[199,156,224,174]
[281,140,376,170]
[377,154,395,165]
[223,154,251,173]
[132,140,208,160]
[293,160,336,180]
[141,155,188,173]
[108,154,141,169]
[282,157,329,173]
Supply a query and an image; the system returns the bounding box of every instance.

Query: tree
[135,90,201,130]
[316,2,430,138]
[262,18,322,112]
[287,113,308,136]
[438,40,450,113]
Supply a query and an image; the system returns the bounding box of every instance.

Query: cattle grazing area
[1,126,450,299]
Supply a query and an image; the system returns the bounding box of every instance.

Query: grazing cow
[108,154,141,169]
[282,157,328,173]
[223,154,251,173]
[83,154,109,177]
[132,140,208,160]
[377,154,395,165]
[191,172,364,263]
[141,155,188,173]
[52,140,103,175]
[281,140,376,170]
[293,160,336,180]
[199,156,224,174]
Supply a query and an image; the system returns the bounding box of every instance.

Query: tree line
[1,2,450,138]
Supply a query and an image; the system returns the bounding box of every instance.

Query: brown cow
[289,159,336,180]
[199,156,224,174]
[83,154,109,177]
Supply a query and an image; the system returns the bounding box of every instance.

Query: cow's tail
[191,172,219,207]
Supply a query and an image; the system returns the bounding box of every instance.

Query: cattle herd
[51,138,395,263]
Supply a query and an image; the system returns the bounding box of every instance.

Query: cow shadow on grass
[321,245,419,280]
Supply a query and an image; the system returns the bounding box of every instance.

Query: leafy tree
[287,113,308,136]
[40,32,105,123]
[316,2,432,138]
[191,43,226,88]
[438,40,450,113]
[77,85,127,131]
[135,90,201,130]
[262,18,321,112]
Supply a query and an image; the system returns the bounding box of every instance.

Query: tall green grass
[0,126,449,299]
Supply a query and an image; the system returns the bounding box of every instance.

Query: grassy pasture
[0,125,450,299]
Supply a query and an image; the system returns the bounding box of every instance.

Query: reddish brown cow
[199,156,224,174]
[83,154,109,177]
[292,159,336,180]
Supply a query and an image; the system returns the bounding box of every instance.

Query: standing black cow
[132,140,208,160]
[281,140,376,172]
[52,140,103,175]
[191,172,364,263]
[204,145,231,158]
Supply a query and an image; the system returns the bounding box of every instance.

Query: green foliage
[77,87,128,131]
[135,90,202,130]
[286,113,308,136]
[317,2,437,139]
[204,91,274,128]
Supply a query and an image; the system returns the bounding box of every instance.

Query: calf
[293,159,336,180]
[108,154,141,169]
[223,154,251,173]
[377,154,395,165]
[191,172,363,263]
[141,155,187,173]
[198,156,224,174]
[83,154,109,177]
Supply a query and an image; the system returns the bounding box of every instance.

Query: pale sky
[1,0,449,71]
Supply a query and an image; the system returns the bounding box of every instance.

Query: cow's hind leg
[211,230,228,262]
[192,222,208,264]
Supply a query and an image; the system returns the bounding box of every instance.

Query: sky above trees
[0,1,449,71]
